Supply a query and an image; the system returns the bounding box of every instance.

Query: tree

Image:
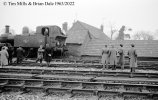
[108,21,117,40]
[133,31,154,40]
[110,25,117,40]
[154,29,158,39]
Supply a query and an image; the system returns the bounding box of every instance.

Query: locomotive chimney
[62,22,68,32]
[100,24,104,32]
[5,25,10,33]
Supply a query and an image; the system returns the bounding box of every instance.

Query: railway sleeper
[46,88,71,97]
[61,82,82,89]
[24,80,43,88]
[43,81,62,88]
[5,80,25,87]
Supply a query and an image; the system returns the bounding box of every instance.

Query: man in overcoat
[118,44,125,70]
[16,46,25,64]
[109,45,117,70]
[128,44,137,73]
[45,44,52,67]
[0,47,9,67]
[101,45,109,70]
[8,45,14,65]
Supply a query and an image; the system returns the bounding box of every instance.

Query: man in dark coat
[109,45,117,70]
[16,46,24,64]
[118,44,125,70]
[128,44,137,73]
[45,44,52,66]
[101,45,109,70]
[8,45,14,65]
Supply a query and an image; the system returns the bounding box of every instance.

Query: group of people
[101,44,137,72]
[0,44,25,67]
[0,43,52,67]
[0,42,137,71]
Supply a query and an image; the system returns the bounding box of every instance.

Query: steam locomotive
[0,25,67,58]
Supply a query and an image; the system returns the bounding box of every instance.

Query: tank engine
[0,25,67,58]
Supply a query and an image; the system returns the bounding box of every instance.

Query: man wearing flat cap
[128,44,137,75]
[118,44,125,70]
[109,45,117,70]
[16,46,25,64]
[101,45,109,70]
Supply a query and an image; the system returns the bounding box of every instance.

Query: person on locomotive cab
[16,46,25,64]
[118,44,125,70]
[101,45,109,70]
[36,45,44,66]
[45,44,52,66]
[128,44,137,74]
[109,45,117,70]
[0,47,9,67]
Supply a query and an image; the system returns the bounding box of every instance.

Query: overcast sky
[0,0,158,38]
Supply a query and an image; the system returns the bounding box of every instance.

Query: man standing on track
[16,46,24,64]
[45,44,52,67]
[118,44,125,70]
[36,45,44,66]
[109,45,117,70]
[0,47,9,67]
[101,45,109,70]
[128,44,137,77]
[8,45,14,65]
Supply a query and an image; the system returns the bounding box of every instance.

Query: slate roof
[66,30,89,44]
[77,21,110,40]
[82,39,158,57]
[65,21,110,44]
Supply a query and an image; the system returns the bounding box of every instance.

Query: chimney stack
[5,25,10,33]
[62,22,68,32]
[100,24,104,32]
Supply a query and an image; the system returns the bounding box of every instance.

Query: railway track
[1,66,158,78]
[12,59,158,70]
[0,60,158,100]
[0,76,158,99]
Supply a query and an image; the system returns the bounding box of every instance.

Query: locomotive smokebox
[5,25,10,33]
